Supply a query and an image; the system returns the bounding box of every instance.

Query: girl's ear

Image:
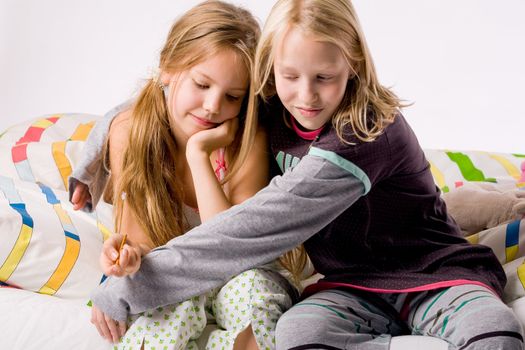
[347,66,357,81]
[160,71,173,86]
[347,60,358,81]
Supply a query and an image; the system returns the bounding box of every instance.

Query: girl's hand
[71,182,90,210]
[91,304,127,343]
[100,234,142,277]
[186,117,239,156]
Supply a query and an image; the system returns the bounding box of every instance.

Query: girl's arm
[91,110,150,343]
[69,101,133,211]
[104,111,153,263]
[94,110,153,277]
[91,152,368,321]
[186,120,269,222]
[225,126,269,205]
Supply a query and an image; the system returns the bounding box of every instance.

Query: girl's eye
[194,80,209,89]
[282,75,298,80]
[317,75,333,81]
[226,94,241,102]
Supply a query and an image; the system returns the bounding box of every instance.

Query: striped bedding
[0,114,524,306]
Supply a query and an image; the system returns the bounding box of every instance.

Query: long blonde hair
[254,0,408,282]
[255,0,407,143]
[114,1,260,247]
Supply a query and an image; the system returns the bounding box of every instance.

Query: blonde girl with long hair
[87,0,522,349]
[69,1,301,349]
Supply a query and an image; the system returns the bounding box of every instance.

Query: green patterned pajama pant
[115,268,295,350]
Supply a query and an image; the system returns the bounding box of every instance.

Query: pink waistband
[302,279,498,299]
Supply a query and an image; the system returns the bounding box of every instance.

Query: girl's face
[165,50,249,141]
[274,27,350,131]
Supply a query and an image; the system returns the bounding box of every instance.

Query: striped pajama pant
[275,284,524,350]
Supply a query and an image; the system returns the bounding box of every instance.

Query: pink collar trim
[290,116,324,140]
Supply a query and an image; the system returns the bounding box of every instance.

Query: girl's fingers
[110,264,124,277]
[79,189,88,205]
[118,246,141,275]
[100,235,121,275]
[91,305,124,343]
[71,188,80,203]
[71,188,82,209]
[118,320,127,338]
[229,117,239,134]
[92,307,112,342]
[100,238,141,276]
[104,313,122,343]
[104,235,122,260]
[71,184,90,210]
[118,246,129,268]
[127,248,141,274]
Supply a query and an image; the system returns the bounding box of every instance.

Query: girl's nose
[298,80,318,105]
[203,91,221,116]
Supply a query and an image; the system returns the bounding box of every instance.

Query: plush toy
[442,182,525,235]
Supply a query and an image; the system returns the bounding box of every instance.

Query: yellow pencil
[115,192,127,266]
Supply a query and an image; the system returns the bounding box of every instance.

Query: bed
[1,113,524,349]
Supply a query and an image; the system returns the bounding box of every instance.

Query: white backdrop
[1,0,523,153]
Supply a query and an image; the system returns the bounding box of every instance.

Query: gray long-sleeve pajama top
[71,103,505,321]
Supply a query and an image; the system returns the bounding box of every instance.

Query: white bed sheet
[0,288,111,350]
[0,287,460,350]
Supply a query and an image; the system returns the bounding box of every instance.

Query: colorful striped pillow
[0,114,113,300]
[424,149,525,303]
[424,149,525,193]
[0,114,97,190]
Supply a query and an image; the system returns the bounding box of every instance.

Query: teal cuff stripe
[308,146,371,194]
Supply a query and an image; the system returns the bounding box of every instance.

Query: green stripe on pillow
[446,151,496,183]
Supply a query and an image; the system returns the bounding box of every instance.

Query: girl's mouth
[190,114,218,127]
[297,107,322,118]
